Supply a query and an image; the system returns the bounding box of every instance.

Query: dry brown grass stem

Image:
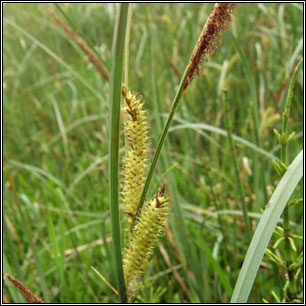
[158,243,191,299]
[49,10,110,82]
[183,3,238,90]
[91,266,119,295]
[6,274,44,303]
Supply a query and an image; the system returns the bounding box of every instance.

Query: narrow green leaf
[4,18,103,100]
[231,150,303,303]
[109,3,129,303]
[169,122,280,161]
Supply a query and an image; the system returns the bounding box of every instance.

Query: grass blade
[4,17,103,101]
[230,150,303,303]
[169,121,280,161]
[108,3,129,303]
[223,91,251,237]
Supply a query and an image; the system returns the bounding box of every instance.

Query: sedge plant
[110,3,239,303]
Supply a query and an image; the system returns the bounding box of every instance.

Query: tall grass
[3,3,303,303]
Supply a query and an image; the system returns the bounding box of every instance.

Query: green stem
[231,34,267,207]
[223,90,251,239]
[281,58,303,164]
[135,4,239,224]
[280,57,303,301]
[123,4,133,158]
[134,63,190,222]
[109,3,129,303]
[123,4,133,86]
[146,16,194,294]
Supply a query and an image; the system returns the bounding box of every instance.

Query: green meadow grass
[3,3,303,303]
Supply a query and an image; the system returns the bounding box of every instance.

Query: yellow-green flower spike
[121,84,149,224]
[123,186,170,302]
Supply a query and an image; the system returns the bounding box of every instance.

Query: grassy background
[3,3,303,303]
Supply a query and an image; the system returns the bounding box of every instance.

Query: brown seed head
[6,274,44,303]
[49,9,109,82]
[183,3,239,90]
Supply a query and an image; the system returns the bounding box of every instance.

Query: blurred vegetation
[3,3,303,303]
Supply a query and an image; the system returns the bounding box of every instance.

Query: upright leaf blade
[231,150,303,303]
[109,3,129,303]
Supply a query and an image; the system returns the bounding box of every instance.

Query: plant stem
[134,65,189,221]
[281,58,303,164]
[124,4,133,86]
[223,90,251,239]
[109,3,129,303]
[134,3,238,223]
[146,16,195,295]
[231,34,267,207]
[123,4,133,157]
[280,57,303,301]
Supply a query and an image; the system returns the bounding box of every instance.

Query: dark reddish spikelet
[183,3,239,90]
[6,274,44,303]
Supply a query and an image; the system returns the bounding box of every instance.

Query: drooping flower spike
[123,186,170,302]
